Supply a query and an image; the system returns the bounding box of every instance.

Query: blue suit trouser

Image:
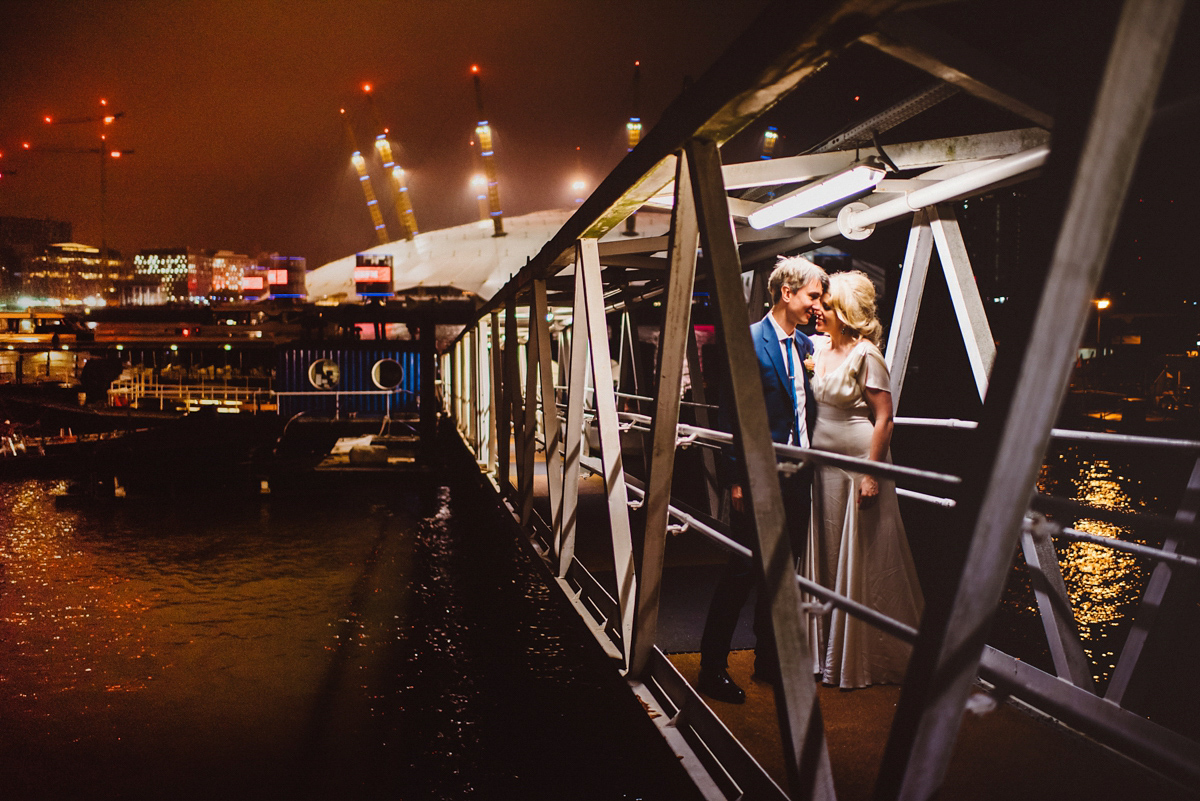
[699,467,813,671]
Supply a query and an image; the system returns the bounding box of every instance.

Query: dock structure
[437,1,1198,799]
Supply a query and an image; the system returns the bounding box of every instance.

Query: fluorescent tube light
[748,157,887,230]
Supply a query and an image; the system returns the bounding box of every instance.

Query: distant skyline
[0,0,767,268]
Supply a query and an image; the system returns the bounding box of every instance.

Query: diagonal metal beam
[490,311,504,483]
[1021,516,1096,690]
[929,204,996,400]
[874,3,1184,798]
[532,279,565,546]
[630,149,701,678]
[687,136,835,800]
[503,296,522,495]
[1105,454,1200,707]
[885,210,934,411]
[558,264,590,576]
[861,14,1055,129]
[579,238,639,669]
[520,306,540,524]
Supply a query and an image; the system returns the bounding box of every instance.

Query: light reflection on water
[0,474,701,801]
[0,478,408,798]
[1027,448,1178,687]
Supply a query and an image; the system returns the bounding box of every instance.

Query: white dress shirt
[767,313,809,448]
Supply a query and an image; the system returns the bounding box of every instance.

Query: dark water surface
[989,442,1200,740]
[0,474,699,801]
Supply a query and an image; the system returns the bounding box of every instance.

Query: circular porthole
[371,358,404,390]
[308,359,341,389]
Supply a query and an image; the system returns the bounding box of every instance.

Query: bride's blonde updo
[827,270,883,347]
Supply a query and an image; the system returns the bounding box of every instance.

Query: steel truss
[442,1,1196,798]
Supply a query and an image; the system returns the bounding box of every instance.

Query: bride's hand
[858,475,879,507]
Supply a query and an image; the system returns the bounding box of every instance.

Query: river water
[0,473,699,801]
[995,440,1198,706]
[2,443,1194,800]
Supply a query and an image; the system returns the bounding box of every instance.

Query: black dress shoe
[698,666,746,704]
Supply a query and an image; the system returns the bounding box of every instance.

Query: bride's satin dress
[803,337,924,688]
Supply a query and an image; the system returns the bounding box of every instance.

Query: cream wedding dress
[803,337,924,688]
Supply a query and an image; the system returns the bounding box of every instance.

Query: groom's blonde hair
[769,256,828,306]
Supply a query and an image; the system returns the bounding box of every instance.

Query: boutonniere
[803,355,815,378]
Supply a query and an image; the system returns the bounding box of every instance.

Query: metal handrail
[1028,517,1200,570]
[896,415,1200,451]
[574,451,920,644]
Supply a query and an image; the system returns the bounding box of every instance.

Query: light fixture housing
[748,156,887,230]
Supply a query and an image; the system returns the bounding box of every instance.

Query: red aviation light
[44,116,53,124]
[363,83,372,93]
[109,151,122,158]
[470,65,479,74]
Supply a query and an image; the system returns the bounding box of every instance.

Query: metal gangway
[439,1,1197,798]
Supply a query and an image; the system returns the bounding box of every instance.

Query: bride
[803,270,924,688]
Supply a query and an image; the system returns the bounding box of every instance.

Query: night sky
[0,0,767,267]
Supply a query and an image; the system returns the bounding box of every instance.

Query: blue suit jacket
[750,313,818,445]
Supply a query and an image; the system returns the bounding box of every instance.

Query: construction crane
[623,61,643,236]
[362,84,418,241]
[340,108,390,246]
[470,65,505,237]
[40,99,132,263]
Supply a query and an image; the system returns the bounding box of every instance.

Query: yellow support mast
[363,84,417,240]
[471,65,505,237]
[623,61,642,236]
[341,108,390,246]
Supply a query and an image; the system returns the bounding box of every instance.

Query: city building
[259,252,306,300]
[130,247,306,304]
[210,250,253,301]
[0,216,72,302]
[24,242,126,305]
[132,247,212,303]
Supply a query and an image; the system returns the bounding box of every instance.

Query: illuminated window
[354,266,391,283]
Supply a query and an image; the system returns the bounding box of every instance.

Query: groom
[697,256,827,704]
